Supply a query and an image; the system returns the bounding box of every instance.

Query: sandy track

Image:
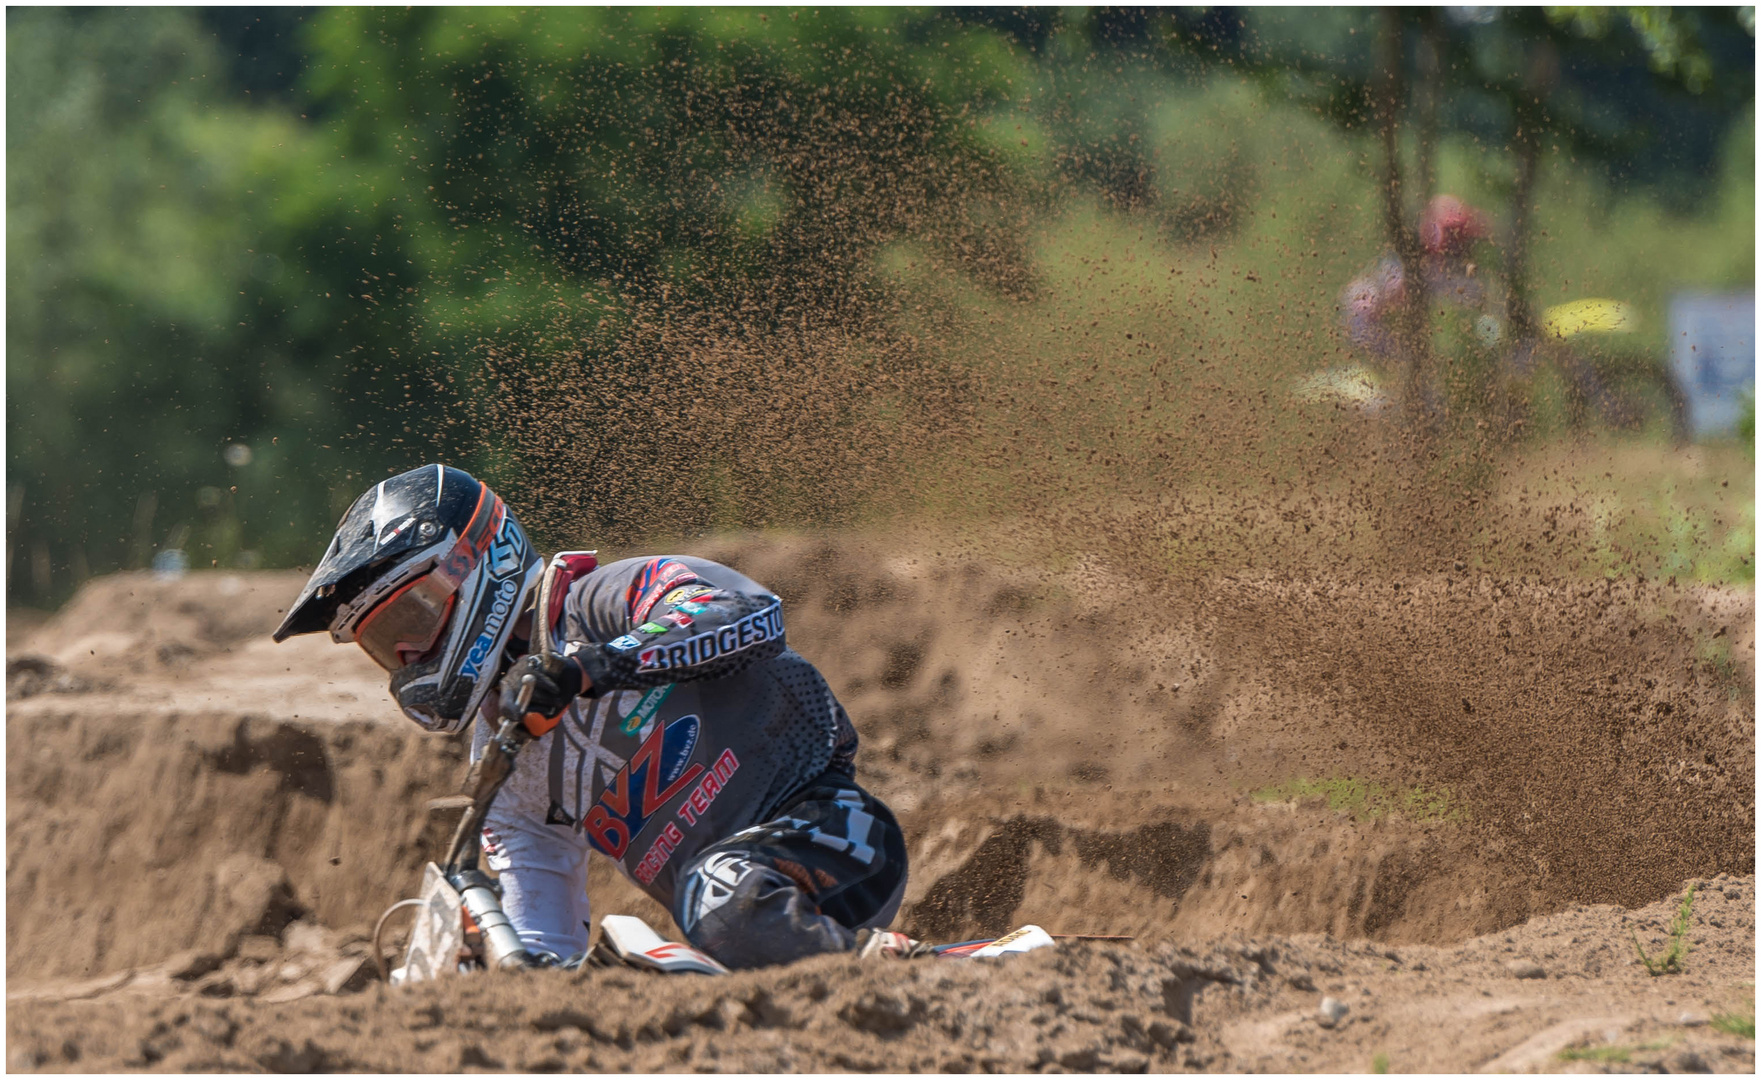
[6,536,1754,1071]
[8,881,1752,1073]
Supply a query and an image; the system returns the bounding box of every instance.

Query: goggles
[355,570,458,672]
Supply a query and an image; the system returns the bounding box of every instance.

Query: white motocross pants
[475,722,594,960]
[470,718,909,968]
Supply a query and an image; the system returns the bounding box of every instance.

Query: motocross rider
[1340,193,1636,428]
[273,464,914,969]
[1339,193,1493,362]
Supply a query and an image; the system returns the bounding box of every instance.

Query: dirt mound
[5,540,1753,1071]
[713,535,1753,911]
[15,570,305,675]
[1,938,1276,1072]
[8,544,1752,980]
[901,792,1533,946]
[9,878,1753,1073]
[5,711,466,982]
[4,708,1517,986]
[8,568,399,723]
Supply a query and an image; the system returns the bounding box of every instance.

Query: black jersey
[537,555,858,905]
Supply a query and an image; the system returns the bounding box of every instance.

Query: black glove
[497,653,586,735]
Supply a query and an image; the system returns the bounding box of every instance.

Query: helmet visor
[355,571,457,672]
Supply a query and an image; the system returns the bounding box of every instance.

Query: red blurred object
[1420,194,1491,254]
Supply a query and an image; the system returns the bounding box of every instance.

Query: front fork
[441,688,541,970]
[450,866,532,970]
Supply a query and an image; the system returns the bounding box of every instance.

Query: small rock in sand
[1668,1049,1710,1073]
[283,921,329,956]
[553,1027,584,1053]
[1505,960,1546,980]
[1678,1011,1707,1027]
[1316,997,1349,1028]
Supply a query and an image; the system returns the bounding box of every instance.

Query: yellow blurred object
[1294,366,1388,411]
[1542,298,1635,339]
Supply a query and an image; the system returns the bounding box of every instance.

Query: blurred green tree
[6,7,1046,602]
[5,7,1753,605]
[283,7,1045,545]
[5,8,339,601]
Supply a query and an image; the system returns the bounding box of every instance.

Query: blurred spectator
[1340,195,1491,363]
[1339,194,1656,434]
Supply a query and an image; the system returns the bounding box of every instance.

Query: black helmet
[274,464,542,733]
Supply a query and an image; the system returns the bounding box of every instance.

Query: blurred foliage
[6,9,346,595]
[6,6,1755,605]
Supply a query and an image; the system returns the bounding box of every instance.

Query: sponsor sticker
[675,748,740,826]
[674,601,710,615]
[583,715,704,861]
[619,683,674,736]
[636,601,784,673]
[458,576,522,680]
[660,611,694,629]
[608,634,641,651]
[638,621,670,635]
[662,583,716,607]
[633,747,736,880]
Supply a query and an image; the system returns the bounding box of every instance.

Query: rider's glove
[497,653,587,736]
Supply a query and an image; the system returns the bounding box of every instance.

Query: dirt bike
[1301,297,1688,442]
[369,561,741,981]
[372,568,1094,984]
[374,709,1069,981]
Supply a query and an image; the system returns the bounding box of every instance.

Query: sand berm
[6,535,1754,1072]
